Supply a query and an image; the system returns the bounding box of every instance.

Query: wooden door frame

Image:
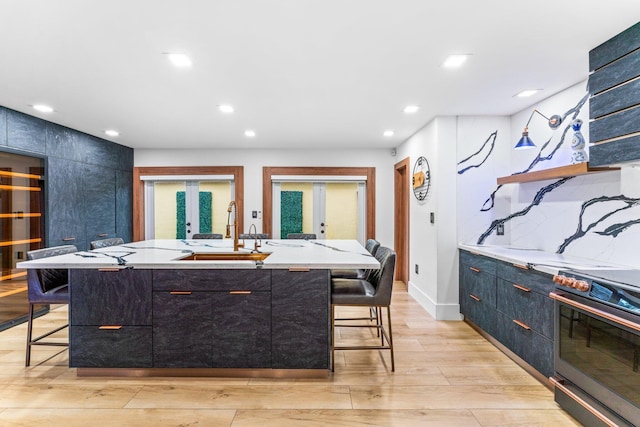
[132,166,244,241]
[262,166,376,240]
[394,158,410,283]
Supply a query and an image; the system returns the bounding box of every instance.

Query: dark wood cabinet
[84,165,116,247]
[153,291,213,368]
[69,269,153,368]
[459,252,497,337]
[152,269,272,368]
[459,250,555,379]
[271,269,330,369]
[46,157,87,249]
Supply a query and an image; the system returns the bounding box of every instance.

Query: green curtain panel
[176,192,213,238]
[281,191,303,239]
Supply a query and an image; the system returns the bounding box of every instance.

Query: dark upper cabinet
[46,156,87,250]
[82,134,120,169]
[0,108,6,146]
[84,164,116,245]
[46,122,83,162]
[6,109,46,154]
[116,170,133,243]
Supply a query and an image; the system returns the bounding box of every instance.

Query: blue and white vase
[570,119,588,164]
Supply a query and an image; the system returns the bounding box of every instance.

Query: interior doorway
[394,158,410,283]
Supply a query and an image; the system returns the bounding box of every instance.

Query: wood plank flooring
[0,283,581,426]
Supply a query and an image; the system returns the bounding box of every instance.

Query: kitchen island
[18,239,379,377]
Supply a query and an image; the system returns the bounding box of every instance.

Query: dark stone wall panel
[590,22,640,71]
[590,105,640,143]
[590,135,640,166]
[7,109,46,153]
[589,48,640,95]
[590,78,640,119]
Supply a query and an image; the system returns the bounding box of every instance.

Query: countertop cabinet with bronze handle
[459,251,497,337]
[459,250,554,379]
[69,269,153,368]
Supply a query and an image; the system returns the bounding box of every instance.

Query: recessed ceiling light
[105,130,119,137]
[403,105,419,114]
[166,53,192,67]
[32,104,53,113]
[515,89,540,98]
[442,54,469,68]
[218,105,234,113]
[244,130,256,137]
[383,130,395,137]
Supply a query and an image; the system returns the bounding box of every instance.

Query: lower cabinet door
[70,326,152,368]
[153,292,212,368]
[211,291,271,368]
[271,269,330,369]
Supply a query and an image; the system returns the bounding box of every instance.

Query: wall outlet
[415,264,419,274]
[252,210,258,218]
[430,212,435,224]
[497,223,504,235]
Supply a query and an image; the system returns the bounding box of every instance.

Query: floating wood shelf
[497,162,619,185]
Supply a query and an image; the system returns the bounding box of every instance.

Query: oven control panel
[554,272,640,315]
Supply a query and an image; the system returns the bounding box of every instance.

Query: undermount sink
[178,252,271,261]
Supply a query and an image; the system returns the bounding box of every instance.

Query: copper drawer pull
[469,267,481,273]
[170,291,192,295]
[513,283,531,292]
[62,237,76,241]
[98,233,109,237]
[513,319,531,330]
[230,291,252,295]
[469,294,481,302]
[98,268,121,272]
[99,325,122,330]
[513,263,529,270]
[289,267,310,272]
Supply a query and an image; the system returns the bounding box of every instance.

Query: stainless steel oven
[551,270,640,427]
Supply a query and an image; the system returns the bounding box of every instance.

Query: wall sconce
[515,109,563,149]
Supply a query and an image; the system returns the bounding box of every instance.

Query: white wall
[395,117,460,320]
[134,148,398,248]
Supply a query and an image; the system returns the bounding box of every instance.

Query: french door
[143,178,233,239]
[272,180,365,241]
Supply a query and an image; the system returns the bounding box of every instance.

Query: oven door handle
[549,291,640,333]
[549,377,620,427]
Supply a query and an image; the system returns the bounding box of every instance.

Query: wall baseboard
[407,281,463,321]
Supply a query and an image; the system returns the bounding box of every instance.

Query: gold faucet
[225,201,244,251]
[247,223,262,252]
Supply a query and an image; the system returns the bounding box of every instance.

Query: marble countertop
[17,239,380,270]
[458,243,632,276]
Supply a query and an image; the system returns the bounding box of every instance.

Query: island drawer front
[497,263,554,296]
[152,269,271,291]
[70,269,152,326]
[70,326,152,368]
[460,250,497,276]
[496,278,554,339]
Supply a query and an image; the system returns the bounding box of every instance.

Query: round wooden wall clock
[412,156,431,201]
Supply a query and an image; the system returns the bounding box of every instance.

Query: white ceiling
[1,1,638,150]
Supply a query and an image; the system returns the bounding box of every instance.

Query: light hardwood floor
[0,283,581,426]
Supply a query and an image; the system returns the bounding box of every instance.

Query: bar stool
[89,237,124,249]
[331,238,380,279]
[331,246,396,371]
[25,245,78,366]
